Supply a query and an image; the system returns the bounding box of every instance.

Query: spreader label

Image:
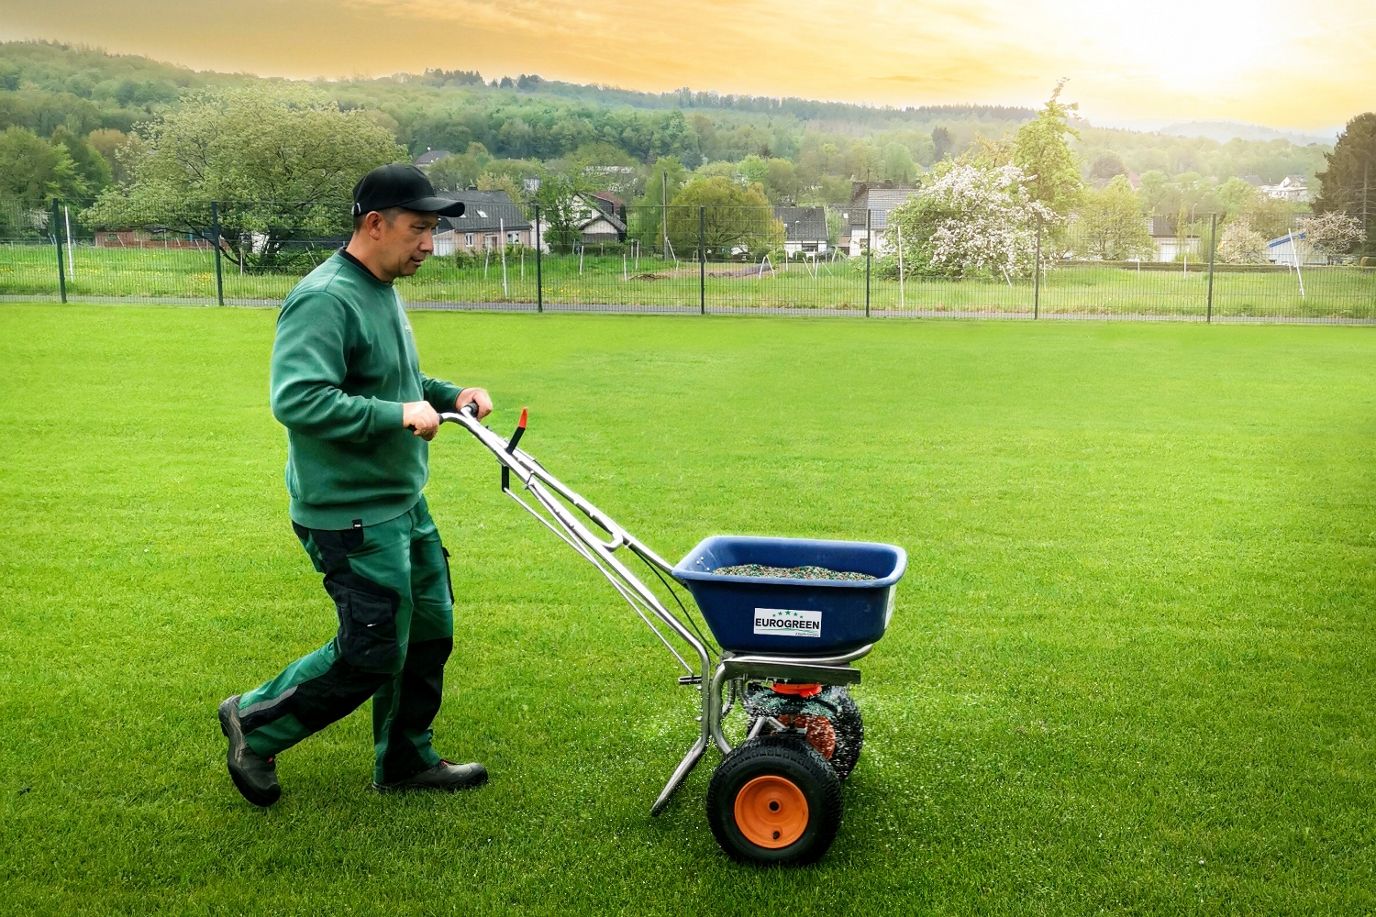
[753,608,823,638]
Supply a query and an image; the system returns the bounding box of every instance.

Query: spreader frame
[441,409,889,815]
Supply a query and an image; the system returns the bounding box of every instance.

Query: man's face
[374,209,439,280]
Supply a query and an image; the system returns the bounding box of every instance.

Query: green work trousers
[232,496,456,785]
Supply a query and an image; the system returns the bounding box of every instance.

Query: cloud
[4,0,1372,127]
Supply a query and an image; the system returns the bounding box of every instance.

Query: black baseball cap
[352,163,465,218]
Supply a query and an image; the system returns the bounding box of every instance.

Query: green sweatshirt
[270,251,464,529]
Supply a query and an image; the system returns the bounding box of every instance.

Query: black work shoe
[218,695,281,807]
[373,760,488,793]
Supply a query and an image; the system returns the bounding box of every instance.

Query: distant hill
[0,39,1035,133]
[1156,121,1335,147]
[0,39,1334,195]
[416,68,1039,126]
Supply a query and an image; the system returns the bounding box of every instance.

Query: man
[218,163,493,807]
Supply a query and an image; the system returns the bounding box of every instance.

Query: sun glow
[2,0,1370,128]
[1069,0,1285,94]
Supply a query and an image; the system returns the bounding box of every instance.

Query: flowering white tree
[1295,210,1363,260]
[1216,220,1269,264]
[884,162,1056,280]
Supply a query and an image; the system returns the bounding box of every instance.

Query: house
[1147,216,1201,263]
[527,192,629,251]
[773,206,828,258]
[839,183,920,256]
[433,190,533,255]
[414,149,452,170]
[1260,175,1309,203]
[573,192,627,244]
[1266,230,1327,266]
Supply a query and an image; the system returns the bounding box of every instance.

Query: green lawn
[4,243,1374,320]
[1,304,1373,914]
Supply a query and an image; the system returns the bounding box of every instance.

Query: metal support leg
[650,736,708,816]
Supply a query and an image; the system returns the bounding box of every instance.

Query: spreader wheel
[706,736,842,865]
[818,688,863,780]
[746,685,865,781]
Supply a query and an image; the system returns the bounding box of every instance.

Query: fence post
[698,206,706,315]
[864,209,872,317]
[1033,218,1042,319]
[1206,212,1217,323]
[211,202,225,307]
[534,204,543,313]
[51,198,67,304]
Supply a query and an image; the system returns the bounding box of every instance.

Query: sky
[2,0,1373,133]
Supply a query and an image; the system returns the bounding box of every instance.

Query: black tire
[823,688,864,780]
[745,685,865,781]
[706,735,843,866]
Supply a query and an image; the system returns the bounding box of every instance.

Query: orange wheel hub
[734,775,809,848]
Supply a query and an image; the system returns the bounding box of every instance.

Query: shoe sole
[371,772,489,794]
[218,696,281,808]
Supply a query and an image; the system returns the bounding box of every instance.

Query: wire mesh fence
[2,197,1372,322]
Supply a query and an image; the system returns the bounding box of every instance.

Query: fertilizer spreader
[444,406,906,865]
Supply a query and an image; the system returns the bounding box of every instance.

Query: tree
[1295,211,1363,261]
[495,116,534,158]
[737,155,800,202]
[480,157,544,196]
[426,143,492,192]
[0,126,91,236]
[1215,220,1268,264]
[51,125,112,195]
[694,160,739,182]
[531,169,593,253]
[83,86,405,270]
[931,126,953,162]
[847,140,880,183]
[1087,152,1127,186]
[649,111,699,163]
[1313,112,1376,257]
[565,141,640,197]
[1137,170,1220,242]
[811,175,854,206]
[0,127,50,236]
[763,157,801,202]
[0,61,19,92]
[629,156,687,252]
[885,161,1054,280]
[665,176,782,260]
[1012,81,1083,221]
[1215,177,1261,219]
[737,155,769,188]
[1216,177,1300,240]
[1137,170,1171,214]
[880,142,916,185]
[86,128,141,186]
[0,126,84,202]
[1075,176,1153,260]
[0,87,103,137]
[567,141,638,173]
[475,171,528,218]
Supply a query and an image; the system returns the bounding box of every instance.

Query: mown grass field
[1,304,1373,915]
[3,243,1374,320]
